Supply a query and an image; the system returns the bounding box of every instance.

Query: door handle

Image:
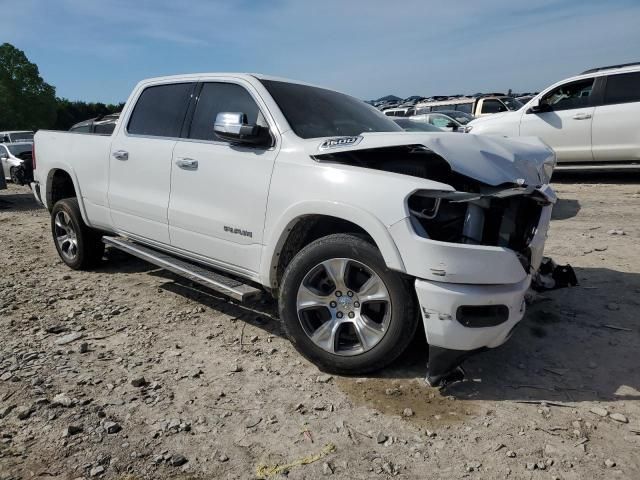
[175,157,198,170]
[112,150,129,160]
[572,113,592,120]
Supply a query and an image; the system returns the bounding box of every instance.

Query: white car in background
[0,142,33,184]
[466,63,640,164]
[0,130,34,143]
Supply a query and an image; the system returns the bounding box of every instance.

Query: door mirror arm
[527,103,552,114]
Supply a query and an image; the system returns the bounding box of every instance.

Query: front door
[520,78,595,163]
[108,82,195,244]
[168,80,278,276]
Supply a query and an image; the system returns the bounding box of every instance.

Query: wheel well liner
[272,215,373,291]
[46,169,76,211]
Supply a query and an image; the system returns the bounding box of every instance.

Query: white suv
[466,63,640,164]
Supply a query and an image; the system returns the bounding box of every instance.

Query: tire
[9,167,20,185]
[279,233,418,374]
[51,198,104,270]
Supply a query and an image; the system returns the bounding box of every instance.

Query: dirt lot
[1,175,639,480]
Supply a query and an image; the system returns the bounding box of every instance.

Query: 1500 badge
[318,136,363,150]
[224,226,253,238]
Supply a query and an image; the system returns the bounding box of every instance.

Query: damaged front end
[313,136,557,386]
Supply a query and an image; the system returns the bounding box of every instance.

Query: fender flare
[45,164,92,226]
[259,200,406,287]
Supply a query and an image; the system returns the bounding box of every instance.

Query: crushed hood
[306,132,556,186]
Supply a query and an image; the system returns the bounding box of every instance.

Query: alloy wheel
[54,210,79,261]
[296,258,391,356]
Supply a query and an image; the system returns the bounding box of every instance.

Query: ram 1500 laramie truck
[31,74,557,385]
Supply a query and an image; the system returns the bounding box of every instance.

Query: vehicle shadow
[96,247,159,274]
[0,191,42,212]
[155,272,284,339]
[551,198,580,220]
[372,266,640,403]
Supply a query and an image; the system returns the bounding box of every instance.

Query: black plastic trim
[456,305,510,328]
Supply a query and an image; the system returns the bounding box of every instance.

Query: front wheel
[51,198,105,270]
[279,233,418,374]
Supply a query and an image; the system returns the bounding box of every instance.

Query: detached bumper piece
[425,347,485,387]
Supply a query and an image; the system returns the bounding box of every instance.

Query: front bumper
[415,275,530,351]
[415,275,531,384]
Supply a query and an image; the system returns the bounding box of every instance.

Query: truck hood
[306,132,556,187]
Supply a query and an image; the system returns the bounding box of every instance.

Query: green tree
[0,43,57,130]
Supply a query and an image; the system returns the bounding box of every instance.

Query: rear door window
[603,72,640,105]
[188,82,263,141]
[127,83,195,137]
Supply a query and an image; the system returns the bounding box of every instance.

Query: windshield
[393,118,442,132]
[10,132,34,142]
[8,144,32,156]
[500,97,524,111]
[260,80,402,139]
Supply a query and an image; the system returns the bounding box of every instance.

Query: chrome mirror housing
[213,112,271,146]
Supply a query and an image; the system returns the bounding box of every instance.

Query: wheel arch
[260,202,406,292]
[45,167,90,225]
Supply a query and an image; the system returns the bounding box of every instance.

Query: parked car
[415,95,523,117]
[1,130,34,143]
[0,142,33,185]
[31,73,556,385]
[392,118,444,132]
[466,63,640,163]
[409,111,475,132]
[382,106,414,117]
[69,113,120,135]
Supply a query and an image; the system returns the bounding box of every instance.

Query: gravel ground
[1,175,639,480]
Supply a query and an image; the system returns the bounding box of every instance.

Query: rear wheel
[9,167,19,184]
[279,234,418,374]
[51,198,104,270]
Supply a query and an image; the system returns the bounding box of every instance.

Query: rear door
[519,78,596,163]
[168,79,278,276]
[108,82,195,244]
[592,71,640,162]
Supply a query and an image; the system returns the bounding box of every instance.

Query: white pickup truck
[31,73,556,385]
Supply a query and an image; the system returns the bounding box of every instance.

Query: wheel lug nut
[336,312,344,319]
[347,291,354,297]
[348,311,355,318]
[330,301,337,308]
[354,301,360,308]
[335,291,342,297]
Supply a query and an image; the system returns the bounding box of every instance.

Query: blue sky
[3,0,640,103]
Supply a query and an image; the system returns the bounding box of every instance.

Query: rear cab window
[481,99,508,114]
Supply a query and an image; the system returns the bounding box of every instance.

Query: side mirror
[446,121,458,131]
[213,112,271,146]
[527,103,552,114]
